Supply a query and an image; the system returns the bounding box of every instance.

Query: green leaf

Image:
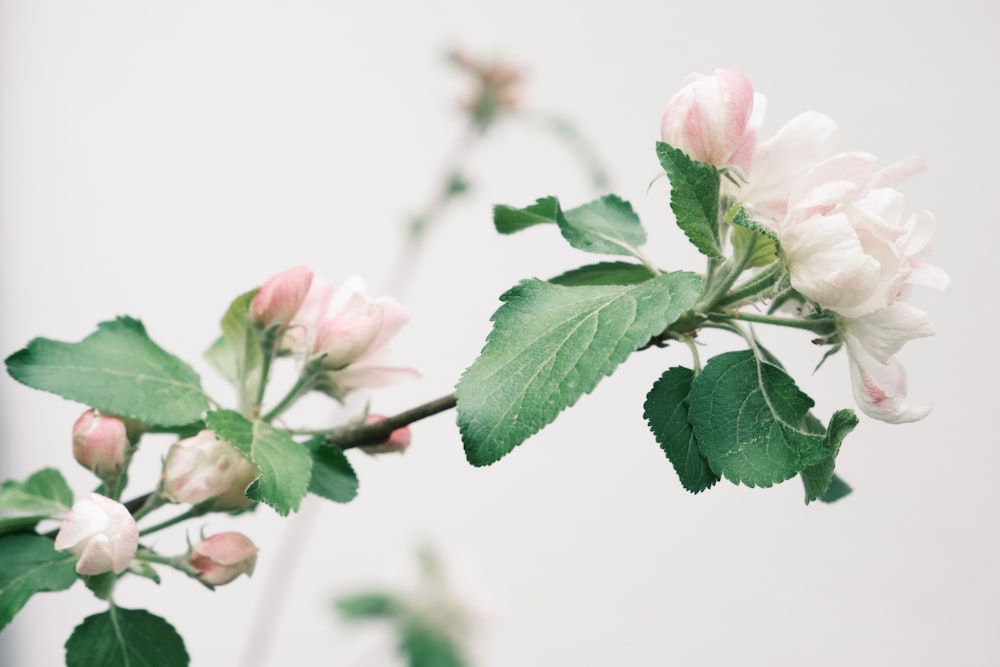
[643,367,719,493]
[688,350,848,488]
[205,410,312,516]
[548,262,656,287]
[205,290,264,413]
[5,317,210,428]
[559,194,647,255]
[337,593,399,619]
[83,572,117,601]
[65,606,189,667]
[0,533,78,630]
[400,621,469,667]
[0,516,45,537]
[819,473,853,503]
[730,206,778,268]
[0,468,74,518]
[800,409,858,504]
[303,437,359,503]
[457,272,702,466]
[494,196,560,234]
[655,141,722,259]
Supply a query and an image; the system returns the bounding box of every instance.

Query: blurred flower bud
[72,409,128,477]
[162,430,255,508]
[189,532,259,586]
[250,265,314,329]
[361,414,412,455]
[54,493,139,575]
[312,291,385,369]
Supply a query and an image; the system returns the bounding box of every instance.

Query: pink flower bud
[189,532,259,586]
[661,69,758,169]
[54,493,139,575]
[361,414,412,455]
[72,409,128,476]
[250,265,314,329]
[162,430,256,507]
[312,291,384,369]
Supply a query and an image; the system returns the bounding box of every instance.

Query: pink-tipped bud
[72,409,129,476]
[661,69,758,169]
[162,430,256,508]
[312,291,384,369]
[250,265,314,329]
[361,414,412,455]
[189,532,259,586]
[55,493,139,575]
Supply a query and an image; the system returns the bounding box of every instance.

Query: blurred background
[1,1,998,665]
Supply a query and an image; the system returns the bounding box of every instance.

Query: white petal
[846,341,931,423]
[842,303,935,364]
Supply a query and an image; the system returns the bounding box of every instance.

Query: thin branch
[326,393,458,449]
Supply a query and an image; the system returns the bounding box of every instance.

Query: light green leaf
[643,367,719,494]
[205,290,264,412]
[65,606,189,667]
[494,197,560,234]
[548,262,656,287]
[730,206,778,268]
[655,141,722,259]
[457,272,701,466]
[205,410,311,516]
[0,533,78,630]
[5,317,209,428]
[336,593,400,619]
[303,437,359,504]
[688,350,853,488]
[560,194,647,255]
[0,468,74,518]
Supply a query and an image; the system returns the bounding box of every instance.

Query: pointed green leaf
[400,621,469,667]
[65,606,189,667]
[549,262,656,287]
[0,468,74,517]
[493,197,561,234]
[559,194,647,255]
[801,409,858,504]
[336,593,400,619]
[457,272,701,466]
[0,533,78,630]
[655,141,722,259]
[205,410,312,516]
[644,367,719,493]
[5,317,209,427]
[819,473,853,503]
[688,350,840,488]
[303,437,359,503]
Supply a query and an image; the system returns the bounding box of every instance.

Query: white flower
[54,493,139,575]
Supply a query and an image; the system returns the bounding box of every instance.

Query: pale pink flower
[162,430,256,508]
[250,265,314,329]
[661,69,760,170]
[72,409,128,477]
[189,532,258,586]
[55,493,139,575]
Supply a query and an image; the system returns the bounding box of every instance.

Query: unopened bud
[250,265,314,329]
[189,532,259,586]
[72,409,128,477]
[162,430,255,508]
[55,493,139,575]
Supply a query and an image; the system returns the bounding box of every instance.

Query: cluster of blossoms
[661,69,948,423]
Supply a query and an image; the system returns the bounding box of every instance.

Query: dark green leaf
[801,410,858,504]
[0,468,74,517]
[83,572,117,601]
[0,516,44,537]
[688,350,842,488]
[5,317,209,428]
[655,142,722,259]
[644,367,719,493]
[819,474,853,503]
[493,197,560,234]
[0,533,78,630]
[205,410,312,516]
[400,621,468,667]
[303,437,359,503]
[549,262,656,287]
[457,272,701,466]
[560,194,647,255]
[65,606,189,667]
[730,206,778,268]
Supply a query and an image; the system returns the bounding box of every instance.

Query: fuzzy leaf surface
[559,194,647,255]
[656,142,722,259]
[0,533,77,630]
[457,272,701,466]
[5,317,209,427]
[65,606,189,667]
[205,410,311,516]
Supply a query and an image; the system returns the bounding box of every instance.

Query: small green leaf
[400,621,469,667]
[688,350,842,488]
[0,533,78,630]
[5,317,210,428]
[644,367,719,494]
[129,560,162,585]
[0,468,74,518]
[494,196,561,234]
[0,516,44,537]
[65,606,189,667]
[457,272,701,466]
[549,262,656,287]
[730,207,778,268]
[83,572,117,601]
[560,194,647,255]
[205,410,312,516]
[303,437,359,504]
[655,141,722,259]
[819,473,853,503]
[336,593,399,619]
[801,410,858,504]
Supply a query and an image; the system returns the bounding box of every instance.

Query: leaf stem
[139,503,212,537]
[252,327,281,415]
[717,261,784,307]
[261,357,325,423]
[711,310,836,333]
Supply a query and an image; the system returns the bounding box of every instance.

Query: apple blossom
[661,69,759,170]
[162,430,256,508]
[189,532,258,586]
[250,265,314,330]
[54,493,139,575]
[72,408,128,477]
[361,414,412,455]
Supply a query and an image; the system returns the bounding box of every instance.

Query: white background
[2,1,998,665]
